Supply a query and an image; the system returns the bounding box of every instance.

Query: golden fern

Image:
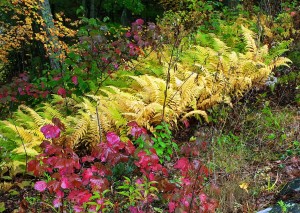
[1,26,291,158]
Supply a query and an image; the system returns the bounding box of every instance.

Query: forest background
[0,0,299,212]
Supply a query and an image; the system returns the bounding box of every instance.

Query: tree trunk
[82,0,87,16]
[90,0,95,18]
[38,0,61,70]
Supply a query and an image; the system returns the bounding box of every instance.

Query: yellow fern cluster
[0,26,291,159]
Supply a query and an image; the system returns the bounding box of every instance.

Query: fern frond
[69,112,90,148]
[19,105,49,127]
[241,25,257,54]
[181,110,208,122]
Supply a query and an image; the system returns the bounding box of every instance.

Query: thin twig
[95,102,103,143]
[162,26,181,122]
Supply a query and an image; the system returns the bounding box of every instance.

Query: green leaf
[118,191,129,196]
[156,149,163,156]
[159,141,166,148]
[155,125,163,130]
[9,189,19,196]
[0,202,5,213]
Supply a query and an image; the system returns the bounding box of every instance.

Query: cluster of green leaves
[152,122,178,162]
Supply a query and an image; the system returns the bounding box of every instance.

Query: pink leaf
[125,140,136,155]
[168,201,176,212]
[81,156,95,163]
[125,31,131,37]
[57,87,66,98]
[73,205,84,213]
[182,119,190,128]
[106,132,121,147]
[174,157,190,176]
[82,168,93,183]
[53,197,62,208]
[128,121,147,138]
[71,76,78,85]
[40,124,61,139]
[135,19,144,25]
[34,181,47,192]
[60,177,70,189]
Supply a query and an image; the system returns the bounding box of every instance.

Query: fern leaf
[181,110,208,122]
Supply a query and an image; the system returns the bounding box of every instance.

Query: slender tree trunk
[38,0,61,70]
[82,0,87,16]
[90,0,95,18]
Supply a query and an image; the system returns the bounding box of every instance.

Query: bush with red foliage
[24,121,218,212]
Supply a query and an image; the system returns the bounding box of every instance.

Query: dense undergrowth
[0,0,300,212]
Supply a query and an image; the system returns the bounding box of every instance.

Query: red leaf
[125,31,131,37]
[53,197,62,208]
[82,168,93,183]
[168,201,176,212]
[135,19,144,25]
[52,118,65,132]
[40,124,61,139]
[174,158,190,176]
[60,177,70,189]
[81,155,95,163]
[68,190,92,205]
[182,119,190,128]
[90,177,109,191]
[34,181,47,192]
[128,121,147,138]
[106,132,124,149]
[71,76,78,85]
[125,140,135,155]
[57,87,66,98]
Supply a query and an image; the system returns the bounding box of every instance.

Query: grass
[200,94,300,212]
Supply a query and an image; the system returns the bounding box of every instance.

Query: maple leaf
[34,181,47,192]
[40,124,61,139]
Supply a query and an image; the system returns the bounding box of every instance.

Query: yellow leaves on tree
[0,0,76,65]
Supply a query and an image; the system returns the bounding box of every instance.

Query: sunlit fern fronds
[68,111,91,148]
[267,57,292,71]
[1,121,43,156]
[18,105,50,127]
[241,25,258,55]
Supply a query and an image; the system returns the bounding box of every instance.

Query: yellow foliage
[0,26,291,158]
[0,0,76,65]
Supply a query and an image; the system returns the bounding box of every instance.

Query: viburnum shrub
[38,18,162,98]
[24,120,218,212]
[0,18,162,105]
[0,72,49,104]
